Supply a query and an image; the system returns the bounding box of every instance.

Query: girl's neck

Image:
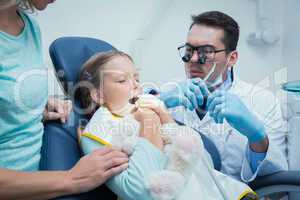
[0,6,25,36]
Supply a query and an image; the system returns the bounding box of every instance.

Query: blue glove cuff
[248,125,266,143]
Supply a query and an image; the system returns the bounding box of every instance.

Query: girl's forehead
[102,56,139,75]
[101,69,140,79]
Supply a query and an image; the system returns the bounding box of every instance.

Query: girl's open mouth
[129,97,139,104]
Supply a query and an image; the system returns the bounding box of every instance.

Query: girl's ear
[91,88,104,105]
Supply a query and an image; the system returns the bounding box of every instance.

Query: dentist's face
[31,0,55,11]
[184,24,230,80]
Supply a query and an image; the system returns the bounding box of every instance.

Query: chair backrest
[41,37,117,200]
[49,36,116,95]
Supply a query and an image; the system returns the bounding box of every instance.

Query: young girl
[78,51,258,200]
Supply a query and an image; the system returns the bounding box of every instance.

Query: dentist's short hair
[190,11,240,54]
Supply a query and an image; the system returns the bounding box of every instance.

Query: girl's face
[31,0,55,11]
[96,56,141,112]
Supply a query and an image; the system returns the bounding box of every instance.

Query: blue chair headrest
[49,36,116,93]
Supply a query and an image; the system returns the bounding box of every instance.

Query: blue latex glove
[207,90,266,143]
[159,78,209,110]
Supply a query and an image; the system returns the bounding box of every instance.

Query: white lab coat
[169,77,288,182]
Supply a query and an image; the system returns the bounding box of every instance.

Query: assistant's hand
[65,148,129,194]
[207,90,266,143]
[159,78,209,110]
[43,97,72,123]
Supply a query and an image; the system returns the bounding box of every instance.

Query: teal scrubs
[0,11,48,171]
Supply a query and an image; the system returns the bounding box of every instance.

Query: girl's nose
[133,80,139,88]
[131,78,141,95]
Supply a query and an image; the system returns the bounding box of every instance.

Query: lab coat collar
[230,76,254,99]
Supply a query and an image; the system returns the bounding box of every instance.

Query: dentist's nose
[190,50,199,62]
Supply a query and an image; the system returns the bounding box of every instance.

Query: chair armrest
[249,171,300,190]
[249,170,300,197]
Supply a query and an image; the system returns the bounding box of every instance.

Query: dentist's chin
[185,68,206,79]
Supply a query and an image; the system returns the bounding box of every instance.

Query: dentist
[159,11,288,182]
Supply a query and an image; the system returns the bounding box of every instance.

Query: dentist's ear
[227,50,238,68]
[91,88,104,105]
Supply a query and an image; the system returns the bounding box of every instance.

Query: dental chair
[40,37,300,200]
[40,37,118,200]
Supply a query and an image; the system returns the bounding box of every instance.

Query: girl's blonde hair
[0,0,34,12]
[76,50,133,117]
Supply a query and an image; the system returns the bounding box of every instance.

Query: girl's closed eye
[117,79,127,83]
[115,74,129,83]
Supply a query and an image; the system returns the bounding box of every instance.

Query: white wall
[33,0,286,95]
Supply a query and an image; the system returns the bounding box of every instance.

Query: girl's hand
[133,108,164,150]
[43,97,72,123]
[136,95,174,124]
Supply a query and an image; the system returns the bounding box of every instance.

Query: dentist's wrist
[247,119,268,152]
[243,113,266,143]
[249,135,269,153]
[158,91,176,109]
